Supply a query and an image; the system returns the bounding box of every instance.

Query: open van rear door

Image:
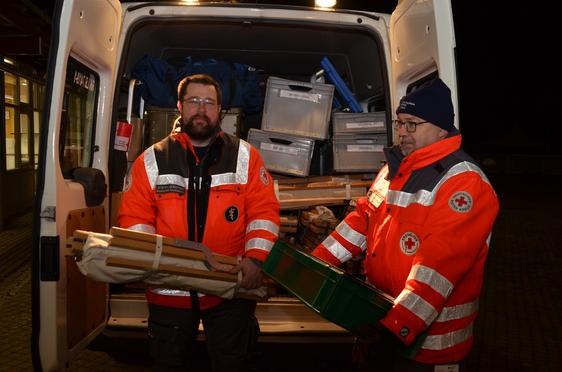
[32,0,121,370]
[389,0,458,128]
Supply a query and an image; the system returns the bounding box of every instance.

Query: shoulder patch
[449,191,473,213]
[123,170,133,192]
[259,166,270,185]
[400,232,419,256]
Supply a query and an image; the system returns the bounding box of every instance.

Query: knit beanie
[395,78,455,131]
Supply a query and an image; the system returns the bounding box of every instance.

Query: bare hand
[229,257,264,289]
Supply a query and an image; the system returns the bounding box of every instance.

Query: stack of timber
[275,174,374,210]
[280,215,298,233]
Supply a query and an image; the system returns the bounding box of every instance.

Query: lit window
[5,106,16,170]
[20,78,30,104]
[2,71,44,171]
[4,72,17,104]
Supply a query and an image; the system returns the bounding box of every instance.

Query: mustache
[188,113,211,124]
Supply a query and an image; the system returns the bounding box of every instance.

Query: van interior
[104,14,391,341]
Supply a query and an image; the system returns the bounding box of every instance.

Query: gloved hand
[229,257,264,289]
[352,322,402,371]
[357,321,403,345]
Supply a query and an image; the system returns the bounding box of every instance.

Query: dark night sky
[451,3,561,156]
[345,0,561,156]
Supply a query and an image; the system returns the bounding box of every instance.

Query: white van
[32,1,457,370]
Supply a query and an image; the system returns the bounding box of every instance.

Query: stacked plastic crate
[331,111,388,173]
[247,76,334,177]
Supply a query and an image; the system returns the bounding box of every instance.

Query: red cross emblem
[400,232,419,256]
[449,191,473,213]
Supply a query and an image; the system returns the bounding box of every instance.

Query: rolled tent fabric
[73,231,267,300]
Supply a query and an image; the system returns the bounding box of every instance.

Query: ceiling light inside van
[180,0,199,4]
[315,0,337,8]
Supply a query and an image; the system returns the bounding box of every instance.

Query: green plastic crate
[263,240,393,335]
[263,240,425,358]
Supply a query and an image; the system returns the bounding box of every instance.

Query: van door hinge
[40,236,60,281]
[40,206,56,221]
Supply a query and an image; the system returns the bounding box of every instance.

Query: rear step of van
[105,294,353,344]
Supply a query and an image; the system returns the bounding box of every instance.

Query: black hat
[396,78,455,131]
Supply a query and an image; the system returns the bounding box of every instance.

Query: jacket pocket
[391,204,430,227]
[206,185,245,256]
[148,320,191,367]
[155,192,185,230]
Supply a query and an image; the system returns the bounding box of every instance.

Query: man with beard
[118,74,280,371]
[312,78,499,371]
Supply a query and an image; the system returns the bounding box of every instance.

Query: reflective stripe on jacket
[118,131,280,308]
[313,135,498,364]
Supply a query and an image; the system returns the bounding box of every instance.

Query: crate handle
[269,137,293,146]
[288,84,313,92]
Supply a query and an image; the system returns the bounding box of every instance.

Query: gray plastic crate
[247,128,314,177]
[261,77,334,140]
[332,112,387,134]
[333,134,387,172]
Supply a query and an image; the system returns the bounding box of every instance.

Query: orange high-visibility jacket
[313,135,499,364]
[118,131,280,309]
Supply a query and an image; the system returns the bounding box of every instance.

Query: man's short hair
[177,74,222,105]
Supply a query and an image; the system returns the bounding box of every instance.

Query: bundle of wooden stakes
[71,227,239,283]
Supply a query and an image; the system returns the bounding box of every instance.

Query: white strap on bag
[273,179,280,201]
[152,234,164,271]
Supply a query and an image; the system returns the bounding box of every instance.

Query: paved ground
[1,173,561,371]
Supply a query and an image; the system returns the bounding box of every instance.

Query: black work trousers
[148,298,259,372]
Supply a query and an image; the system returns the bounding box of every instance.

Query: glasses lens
[405,121,416,131]
[185,97,216,107]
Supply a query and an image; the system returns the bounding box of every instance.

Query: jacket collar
[171,130,225,161]
[384,134,462,180]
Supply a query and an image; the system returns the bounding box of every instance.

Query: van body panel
[390,0,458,127]
[35,1,456,369]
[34,0,121,370]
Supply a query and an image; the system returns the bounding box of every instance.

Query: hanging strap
[151,234,164,271]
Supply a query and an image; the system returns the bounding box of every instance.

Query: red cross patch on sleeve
[400,232,420,255]
[448,191,473,213]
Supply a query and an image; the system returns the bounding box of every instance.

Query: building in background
[0,1,51,230]
[0,58,45,229]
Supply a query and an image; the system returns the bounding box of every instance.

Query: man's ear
[176,101,182,115]
[439,128,448,139]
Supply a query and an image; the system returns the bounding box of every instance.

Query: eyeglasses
[183,96,218,108]
[392,119,429,133]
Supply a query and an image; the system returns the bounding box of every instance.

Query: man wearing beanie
[313,78,499,371]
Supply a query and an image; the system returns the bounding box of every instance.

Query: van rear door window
[59,58,99,177]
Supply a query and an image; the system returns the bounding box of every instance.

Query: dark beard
[181,114,219,141]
